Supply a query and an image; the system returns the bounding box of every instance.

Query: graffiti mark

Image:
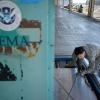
[21,69,23,80]
[0,62,17,81]
[21,96,23,100]
[20,55,23,81]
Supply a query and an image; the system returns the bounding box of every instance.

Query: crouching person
[72,43,100,75]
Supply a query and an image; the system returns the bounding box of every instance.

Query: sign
[0,35,40,58]
[0,1,22,31]
[0,19,42,58]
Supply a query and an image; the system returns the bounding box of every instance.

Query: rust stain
[20,19,41,30]
[17,46,27,53]
[0,47,3,53]
[5,47,12,54]
[32,42,37,48]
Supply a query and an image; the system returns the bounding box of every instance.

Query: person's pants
[85,73,100,100]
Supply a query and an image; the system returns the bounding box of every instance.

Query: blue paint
[19,0,42,4]
[55,55,72,61]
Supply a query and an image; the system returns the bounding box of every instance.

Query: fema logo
[0,1,22,31]
[0,7,15,25]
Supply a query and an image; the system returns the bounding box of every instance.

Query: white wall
[64,0,69,6]
[55,0,64,7]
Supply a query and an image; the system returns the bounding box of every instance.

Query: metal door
[0,0,55,100]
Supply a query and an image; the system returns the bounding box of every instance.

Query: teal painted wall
[0,0,55,100]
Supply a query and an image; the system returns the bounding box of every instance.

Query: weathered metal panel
[0,0,54,100]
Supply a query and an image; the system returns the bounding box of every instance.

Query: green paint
[20,36,29,46]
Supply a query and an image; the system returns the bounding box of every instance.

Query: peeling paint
[0,62,17,81]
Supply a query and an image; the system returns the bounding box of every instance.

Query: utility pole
[88,0,95,17]
[63,0,64,8]
[69,0,73,12]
